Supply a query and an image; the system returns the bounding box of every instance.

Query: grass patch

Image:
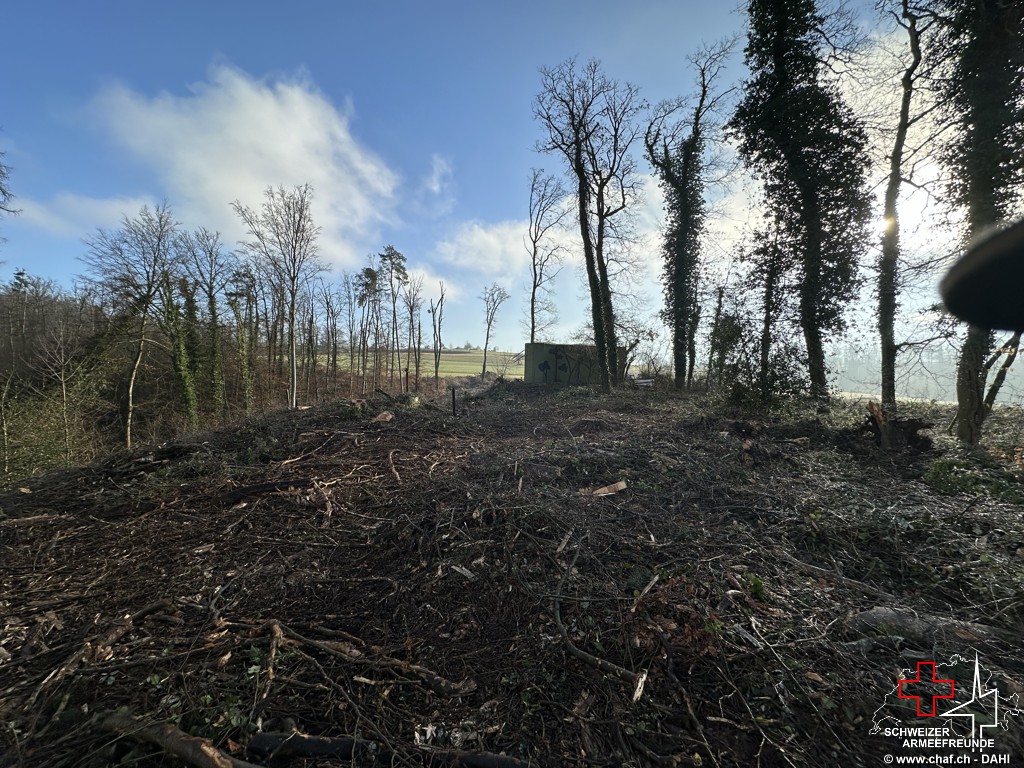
[922,456,1024,503]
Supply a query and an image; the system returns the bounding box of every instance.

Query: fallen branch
[258,621,284,703]
[771,549,896,601]
[101,711,264,768]
[847,606,1009,646]
[29,599,172,707]
[219,479,313,506]
[553,544,647,701]
[279,623,476,698]
[0,513,71,528]
[389,449,402,483]
[247,731,532,767]
[247,731,374,761]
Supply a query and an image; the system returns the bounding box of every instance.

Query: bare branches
[480,283,509,379]
[525,169,568,344]
[0,151,19,224]
[232,185,322,409]
[429,281,446,390]
[646,40,736,179]
[534,58,646,391]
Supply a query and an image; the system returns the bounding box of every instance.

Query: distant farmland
[430,349,524,379]
[339,349,525,381]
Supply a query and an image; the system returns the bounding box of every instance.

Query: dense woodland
[0,0,1021,481]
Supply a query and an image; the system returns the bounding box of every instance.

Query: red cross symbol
[898,661,955,716]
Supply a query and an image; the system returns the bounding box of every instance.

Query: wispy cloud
[408,265,461,303]
[424,155,453,197]
[414,153,455,217]
[433,219,528,283]
[19,192,156,237]
[28,63,400,268]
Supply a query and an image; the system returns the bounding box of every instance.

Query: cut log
[101,711,264,768]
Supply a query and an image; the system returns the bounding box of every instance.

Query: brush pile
[2,383,1022,766]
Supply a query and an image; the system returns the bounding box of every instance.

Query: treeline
[0,187,454,479]
[1,0,1022,478]
[528,0,1022,446]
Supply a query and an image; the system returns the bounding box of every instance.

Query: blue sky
[2,2,752,351]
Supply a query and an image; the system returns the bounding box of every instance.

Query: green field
[431,349,524,379]
[326,349,525,382]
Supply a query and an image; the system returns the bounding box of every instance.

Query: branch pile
[2,389,1022,766]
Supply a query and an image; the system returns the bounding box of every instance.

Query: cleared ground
[1,386,1022,766]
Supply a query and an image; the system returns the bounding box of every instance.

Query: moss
[922,457,1024,503]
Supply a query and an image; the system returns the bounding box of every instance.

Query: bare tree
[402,274,424,391]
[535,58,646,392]
[428,282,446,390]
[480,283,510,379]
[232,184,322,409]
[225,267,256,415]
[81,203,178,449]
[524,169,567,343]
[355,262,383,394]
[317,278,341,392]
[378,245,409,390]
[0,151,18,244]
[339,271,359,391]
[32,291,93,462]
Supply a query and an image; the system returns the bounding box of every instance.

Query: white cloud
[410,154,456,218]
[19,192,155,237]
[424,155,453,197]
[73,63,399,268]
[408,265,462,303]
[433,219,530,282]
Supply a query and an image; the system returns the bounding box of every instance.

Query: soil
[1,381,1022,767]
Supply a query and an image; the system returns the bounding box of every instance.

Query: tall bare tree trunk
[879,1,924,413]
[125,317,147,450]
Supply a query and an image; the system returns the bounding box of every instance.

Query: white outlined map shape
[870,652,1020,738]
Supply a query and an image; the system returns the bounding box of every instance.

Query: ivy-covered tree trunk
[228,296,253,415]
[645,43,728,391]
[799,197,828,398]
[759,258,779,400]
[730,0,872,402]
[938,0,1024,444]
[707,287,725,387]
[205,287,225,418]
[162,276,198,431]
[686,306,699,389]
[593,216,618,387]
